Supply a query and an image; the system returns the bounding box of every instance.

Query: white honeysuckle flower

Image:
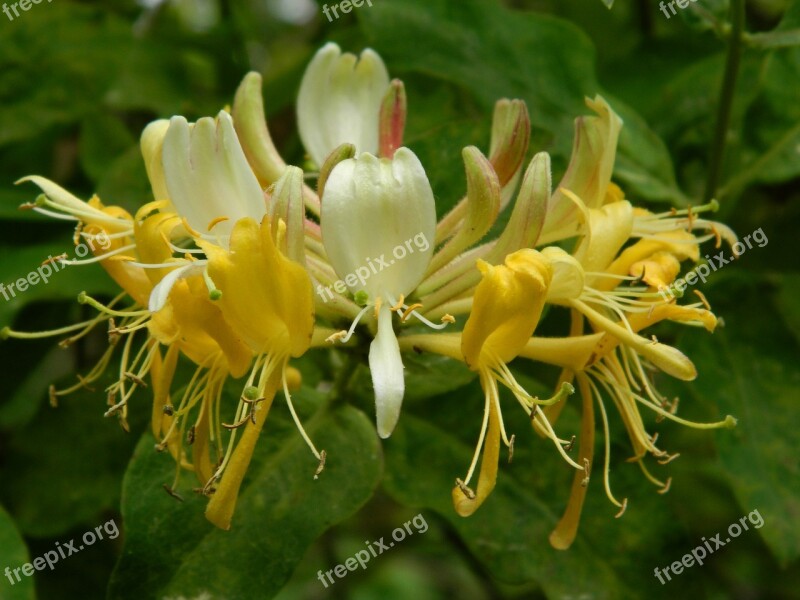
[297,42,390,168]
[321,148,436,438]
[161,110,266,242]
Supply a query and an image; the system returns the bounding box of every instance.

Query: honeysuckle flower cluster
[4,42,738,545]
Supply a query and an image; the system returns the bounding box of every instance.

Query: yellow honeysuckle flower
[456,249,581,516]
[199,216,317,530]
[400,250,579,516]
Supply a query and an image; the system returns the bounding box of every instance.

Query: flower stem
[704,0,746,202]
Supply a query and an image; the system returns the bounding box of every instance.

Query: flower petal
[370,305,405,438]
[297,43,390,167]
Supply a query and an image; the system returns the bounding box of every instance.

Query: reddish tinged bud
[379,79,407,159]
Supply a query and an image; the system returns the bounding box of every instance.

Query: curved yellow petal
[200,217,314,358]
[462,249,552,369]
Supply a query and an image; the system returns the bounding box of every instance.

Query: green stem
[704,0,746,202]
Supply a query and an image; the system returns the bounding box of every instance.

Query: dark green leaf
[0,504,34,600]
[109,392,382,599]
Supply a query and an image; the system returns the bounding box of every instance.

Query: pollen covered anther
[455,478,476,500]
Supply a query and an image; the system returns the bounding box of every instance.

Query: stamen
[587,377,627,509]
[658,452,680,465]
[400,303,423,322]
[78,293,149,318]
[282,364,325,474]
[162,484,184,503]
[463,378,492,486]
[328,304,371,344]
[325,330,348,343]
[614,498,628,518]
[222,414,252,430]
[59,243,137,266]
[207,216,229,231]
[693,289,711,310]
[30,207,80,221]
[42,254,68,266]
[454,478,476,500]
[390,295,405,311]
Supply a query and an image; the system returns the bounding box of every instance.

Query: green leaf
[0,504,34,600]
[79,115,136,184]
[675,274,800,565]
[108,392,382,600]
[774,273,800,343]
[0,4,135,147]
[0,379,146,538]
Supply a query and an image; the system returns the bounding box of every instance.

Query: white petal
[297,43,389,166]
[148,262,207,313]
[369,305,405,438]
[141,119,171,202]
[321,148,436,299]
[162,111,265,240]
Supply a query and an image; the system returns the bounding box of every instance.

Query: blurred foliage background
[0,0,798,598]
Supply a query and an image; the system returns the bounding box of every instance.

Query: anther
[325,330,348,343]
[658,452,680,465]
[657,477,672,495]
[48,385,59,408]
[314,449,327,480]
[455,478,476,500]
[507,434,515,464]
[72,221,84,246]
[163,404,175,416]
[222,414,252,429]
[162,484,184,503]
[43,253,68,267]
[693,289,711,310]
[614,498,628,518]
[710,224,722,248]
[187,425,196,445]
[124,372,147,387]
[440,314,456,324]
[564,435,576,452]
[400,303,423,322]
[390,295,405,312]
[207,216,229,231]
